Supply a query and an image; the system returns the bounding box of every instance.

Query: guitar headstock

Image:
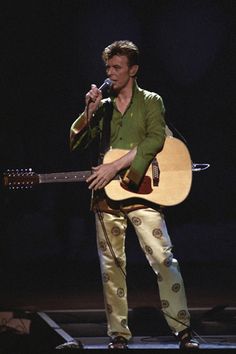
[3,169,39,190]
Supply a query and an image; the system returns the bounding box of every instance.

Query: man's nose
[107,67,114,76]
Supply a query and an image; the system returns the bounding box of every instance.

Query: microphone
[88,78,113,105]
[98,78,113,93]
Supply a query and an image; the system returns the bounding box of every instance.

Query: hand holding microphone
[84,78,112,121]
[86,78,112,106]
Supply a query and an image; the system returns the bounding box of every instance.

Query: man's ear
[129,65,139,77]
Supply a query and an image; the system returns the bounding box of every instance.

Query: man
[70,40,199,350]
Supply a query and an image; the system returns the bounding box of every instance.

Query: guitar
[3,136,192,207]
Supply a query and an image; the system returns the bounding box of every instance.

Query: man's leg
[128,208,190,333]
[95,211,132,340]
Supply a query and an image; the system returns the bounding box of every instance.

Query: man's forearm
[112,147,137,173]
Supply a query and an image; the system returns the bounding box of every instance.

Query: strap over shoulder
[100,98,114,157]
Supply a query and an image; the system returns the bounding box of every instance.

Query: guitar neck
[38,171,91,184]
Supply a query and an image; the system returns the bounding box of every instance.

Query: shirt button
[120,137,122,140]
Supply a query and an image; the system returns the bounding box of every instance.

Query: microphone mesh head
[104,78,113,87]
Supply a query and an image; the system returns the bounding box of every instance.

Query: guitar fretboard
[39,171,91,184]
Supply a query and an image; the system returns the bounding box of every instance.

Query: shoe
[108,336,129,349]
[177,328,199,350]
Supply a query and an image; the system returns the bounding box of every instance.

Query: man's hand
[86,147,138,190]
[85,84,103,118]
[86,162,118,190]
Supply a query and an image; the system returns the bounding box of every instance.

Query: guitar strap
[99,98,113,163]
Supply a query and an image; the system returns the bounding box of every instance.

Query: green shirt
[70,81,166,185]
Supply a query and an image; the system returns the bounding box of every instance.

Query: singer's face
[105,55,137,92]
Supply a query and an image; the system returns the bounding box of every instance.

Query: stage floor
[36,307,236,351]
[71,335,236,350]
[1,261,236,352]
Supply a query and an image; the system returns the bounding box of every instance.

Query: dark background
[0,1,235,300]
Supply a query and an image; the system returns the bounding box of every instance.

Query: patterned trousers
[95,207,190,340]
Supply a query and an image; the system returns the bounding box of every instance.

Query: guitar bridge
[152,157,160,186]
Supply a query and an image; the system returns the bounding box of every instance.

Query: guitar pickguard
[120,176,153,195]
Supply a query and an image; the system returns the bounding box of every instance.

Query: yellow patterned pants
[95,207,190,340]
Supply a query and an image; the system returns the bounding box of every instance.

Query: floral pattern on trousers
[95,207,190,340]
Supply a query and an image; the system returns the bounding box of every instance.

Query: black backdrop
[0,1,235,292]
